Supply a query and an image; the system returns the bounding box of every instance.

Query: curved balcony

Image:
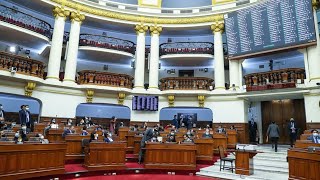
[244,68,305,92]
[0,5,52,39]
[79,34,136,55]
[77,70,133,89]
[160,77,214,91]
[0,51,45,79]
[160,42,214,56]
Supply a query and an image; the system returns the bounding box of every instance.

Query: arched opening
[0,92,42,123]
[75,103,131,128]
[159,107,213,128]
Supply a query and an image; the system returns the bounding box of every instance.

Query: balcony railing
[160,77,214,90]
[79,34,136,54]
[0,5,52,39]
[77,70,133,89]
[0,51,45,79]
[159,42,214,56]
[244,68,305,92]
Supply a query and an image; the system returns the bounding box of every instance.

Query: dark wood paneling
[262,99,306,144]
[0,143,66,180]
[65,135,90,160]
[194,138,214,161]
[159,120,212,129]
[212,123,248,144]
[307,123,320,130]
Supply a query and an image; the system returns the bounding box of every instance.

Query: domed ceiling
[109,0,212,8]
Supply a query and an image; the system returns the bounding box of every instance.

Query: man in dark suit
[307,130,320,144]
[0,104,5,121]
[172,115,179,129]
[249,119,258,144]
[187,115,193,130]
[62,126,74,137]
[287,118,298,147]
[138,127,157,163]
[19,105,32,129]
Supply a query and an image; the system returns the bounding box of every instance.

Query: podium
[235,150,258,175]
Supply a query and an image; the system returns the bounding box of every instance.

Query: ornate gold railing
[77,70,133,89]
[160,77,214,90]
[244,68,305,92]
[0,51,45,78]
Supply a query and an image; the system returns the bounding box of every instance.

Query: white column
[229,60,240,90]
[211,17,225,90]
[148,25,162,90]
[46,7,69,82]
[306,6,320,84]
[238,60,244,89]
[63,12,85,84]
[134,24,148,89]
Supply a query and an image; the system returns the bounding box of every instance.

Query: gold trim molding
[150,25,162,36]
[211,14,224,33]
[138,0,162,8]
[118,92,126,105]
[25,82,36,97]
[168,95,174,107]
[70,11,86,23]
[86,90,94,103]
[50,0,224,24]
[198,95,205,107]
[53,6,70,20]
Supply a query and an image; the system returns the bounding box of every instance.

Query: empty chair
[218,146,235,173]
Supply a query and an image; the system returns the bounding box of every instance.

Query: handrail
[0,51,45,79]
[244,68,305,92]
[79,34,136,54]
[159,42,214,56]
[160,77,214,90]
[0,5,52,39]
[77,70,133,89]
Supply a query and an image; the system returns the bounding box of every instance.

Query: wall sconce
[204,68,208,72]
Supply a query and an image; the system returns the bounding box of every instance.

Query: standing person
[172,115,179,129]
[179,115,185,127]
[187,115,193,130]
[138,127,157,164]
[249,118,258,144]
[19,105,32,129]
[288,118,298,148]
[267,121,280,152]
[0,104,5,121]
[109,116,116,135]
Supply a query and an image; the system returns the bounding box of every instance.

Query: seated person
[86,117,94,127]
[90,131,99,142]
[141,122,148,130]
[96,125,103,131]
[216,125,226,134]
[14,129,28,143]
[206,124,212,130]
[150,134,158,142]
[168,129,176,137]
[62,126,74,137]
[307,129,320,144]
[202,128,213,138]
[156,124,164,132]
[166,135,176,143]
[104,132,114,143]
[131,124,139,132]
[36,133,49,144]
[50,119,58,129]
[21,124,30,134]
[81,126,89,136]
[66,119,73,126]
[78,118,86,126]
[182,134,193,143]
[186,129,195,137]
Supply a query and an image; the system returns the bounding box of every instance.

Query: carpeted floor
[65,174,217,180]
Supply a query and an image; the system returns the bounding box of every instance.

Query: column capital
[149,25,162,36]
[25,82,36,97]
[70,11,86,23]
[135,23,148,35]
[312,0,319,10]
[211,14,224,33]
[53,6,70,20]
[197,95,205,107]
[168,95,175,107]
[86,90,94,103]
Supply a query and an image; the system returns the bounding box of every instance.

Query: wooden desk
[133,135,143,156]
[0,143,66,180]
[144,143,197,170]
[126,131,135,152]
[226,129,238,149]
[118,127,130,141]
[213,133,227,153]
[288,149,320,180]
[47,129,65,142]
[295,140,320,148]
[84,142,126,171]
[235,150,258,175]
[65,135,90,160]
[194,138,214,161]
[33,123,46,133]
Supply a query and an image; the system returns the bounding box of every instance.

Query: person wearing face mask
[0,104,5,121]
[182,134,193,143]
[104,132,114,143]
[62,126,74,137]
[66,119,73,126]
[168,129,176,137]
[307,130,320,144]
[172,115,179,129]
[36,133,49,144]
[78,118,85,126]
[90,131,99,142]
[138,127,156,164]
[202,128,213,138]
[81,126,89,136]
[50,118,58,128]
[21,124,29,134]
[19,105,32,129]
[216,125,226,134]
[166,135,176,143]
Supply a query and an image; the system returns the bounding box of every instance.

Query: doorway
[179,70,194,77]
[261,99,306,144]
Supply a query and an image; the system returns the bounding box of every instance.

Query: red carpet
[126,162,144,169]
[65,174,216,180]
[65,164,88,173]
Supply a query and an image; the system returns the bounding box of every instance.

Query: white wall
[304,93,320,123]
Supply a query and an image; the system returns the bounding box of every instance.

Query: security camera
[316,82,320,86]
[9,67,17,75]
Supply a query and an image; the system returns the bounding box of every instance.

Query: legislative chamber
[0,0,320,179]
